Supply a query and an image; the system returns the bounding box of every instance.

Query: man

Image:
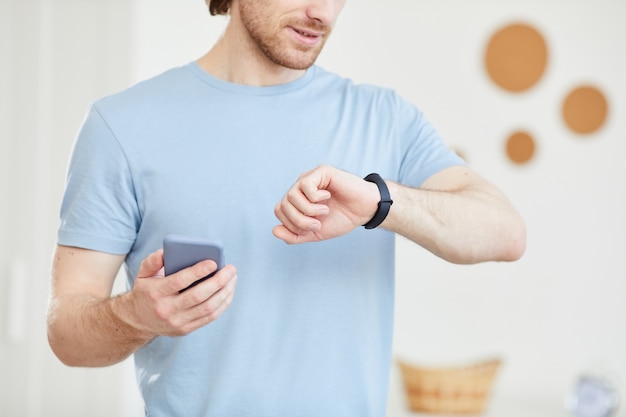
[48,0,526,416]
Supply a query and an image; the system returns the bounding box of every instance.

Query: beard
[239,2,331,70]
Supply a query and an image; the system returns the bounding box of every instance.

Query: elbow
[499,216,527,262]
[510,213,527,261]
[47,327,75,367]
[447,217,527,265]
[502,234,526,262]
[47,302,73,366]
[48,341,75,367]
[47,307,89,367]
[47,326,97,368]
[47,318,81,367]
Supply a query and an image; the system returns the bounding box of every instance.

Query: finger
[189,274,237,317]
[176,265,237,308]
[272,225,298,244]
[287,188,329,217]
[183,289,235,333]
[177,275,238,332]
[137,249,165,279]
[275,199,321,233]
[300,178,332,203]
[164,259,219,295]
[272,224,317,244]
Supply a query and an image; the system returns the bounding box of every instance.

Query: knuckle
[301,203,317,216]
[224,292,235,307]
[201,303,218,319]
[171,274,187,290]
[224,265,237,277]
[293,217,309,229]
[197,260,216,274]
[138,258,148,271]
[217,274,231,289]
[214,269,229,285]
[170,326,188,337]
[286,188,299,201]
[187,289,207,305]
[207,307,224,323]
[278,194,293,208]
[166,317,192,336]
[154,303,170,321]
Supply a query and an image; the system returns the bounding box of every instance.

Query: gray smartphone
[163,234,225,292]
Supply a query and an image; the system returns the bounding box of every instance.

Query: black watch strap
[362,173,393,229]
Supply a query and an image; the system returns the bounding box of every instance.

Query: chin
[275,54,320,70]
[282,61,316,70]
[264,44,323,71]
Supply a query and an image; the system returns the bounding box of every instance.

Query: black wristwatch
[362,173,394,229]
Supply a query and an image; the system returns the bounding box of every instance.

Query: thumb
[137,249,165,279]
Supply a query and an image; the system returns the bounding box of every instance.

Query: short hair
[207,0,230,16]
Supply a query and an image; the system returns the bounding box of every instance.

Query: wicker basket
[397,358,502,414]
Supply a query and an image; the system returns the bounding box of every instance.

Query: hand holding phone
[163,234,225,292]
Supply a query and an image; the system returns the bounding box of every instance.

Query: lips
[288,26,326,46]
[293,27,321,38]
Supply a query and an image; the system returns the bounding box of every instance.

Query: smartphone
[163,234,225,292]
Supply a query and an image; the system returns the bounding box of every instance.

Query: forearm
[47,292,153,367]
[48,245,238,367]
[382,180,526,264]
[272,165,526,261]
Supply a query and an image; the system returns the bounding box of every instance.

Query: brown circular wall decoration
[562,85,609,135]
[505,131,536,164]
[485,23,548,93]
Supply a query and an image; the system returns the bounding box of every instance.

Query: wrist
[109,293,155,343]
[362,173,394,229]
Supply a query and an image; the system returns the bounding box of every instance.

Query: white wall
[0,1,142,416]
[130,0,626,414]
[328,1,625,413]
[1,0,624,415]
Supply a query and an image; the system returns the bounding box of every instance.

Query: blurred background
[1,0,624,416]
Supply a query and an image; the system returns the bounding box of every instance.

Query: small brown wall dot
[562,85,608,135]
[485,23,548,93]
[506,131,536,165]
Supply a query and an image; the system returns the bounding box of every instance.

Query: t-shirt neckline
[186,61,317,96]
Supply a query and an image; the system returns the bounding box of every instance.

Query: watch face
[568,376,619,417]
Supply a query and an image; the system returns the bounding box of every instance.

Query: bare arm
[383,166,526,263]
[47,245,237,367]
[272,165,525,264]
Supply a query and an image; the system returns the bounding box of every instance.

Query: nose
[305,0,344,26]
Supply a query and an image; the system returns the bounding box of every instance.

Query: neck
[197,17,306,87]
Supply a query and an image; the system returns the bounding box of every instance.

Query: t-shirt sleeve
[57,104,139,255]
[395,94,465,187]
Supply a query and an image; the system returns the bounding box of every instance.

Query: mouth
[288,26,325,46]
[294,27,321,38]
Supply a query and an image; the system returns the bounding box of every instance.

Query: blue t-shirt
[58,62,464,417]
